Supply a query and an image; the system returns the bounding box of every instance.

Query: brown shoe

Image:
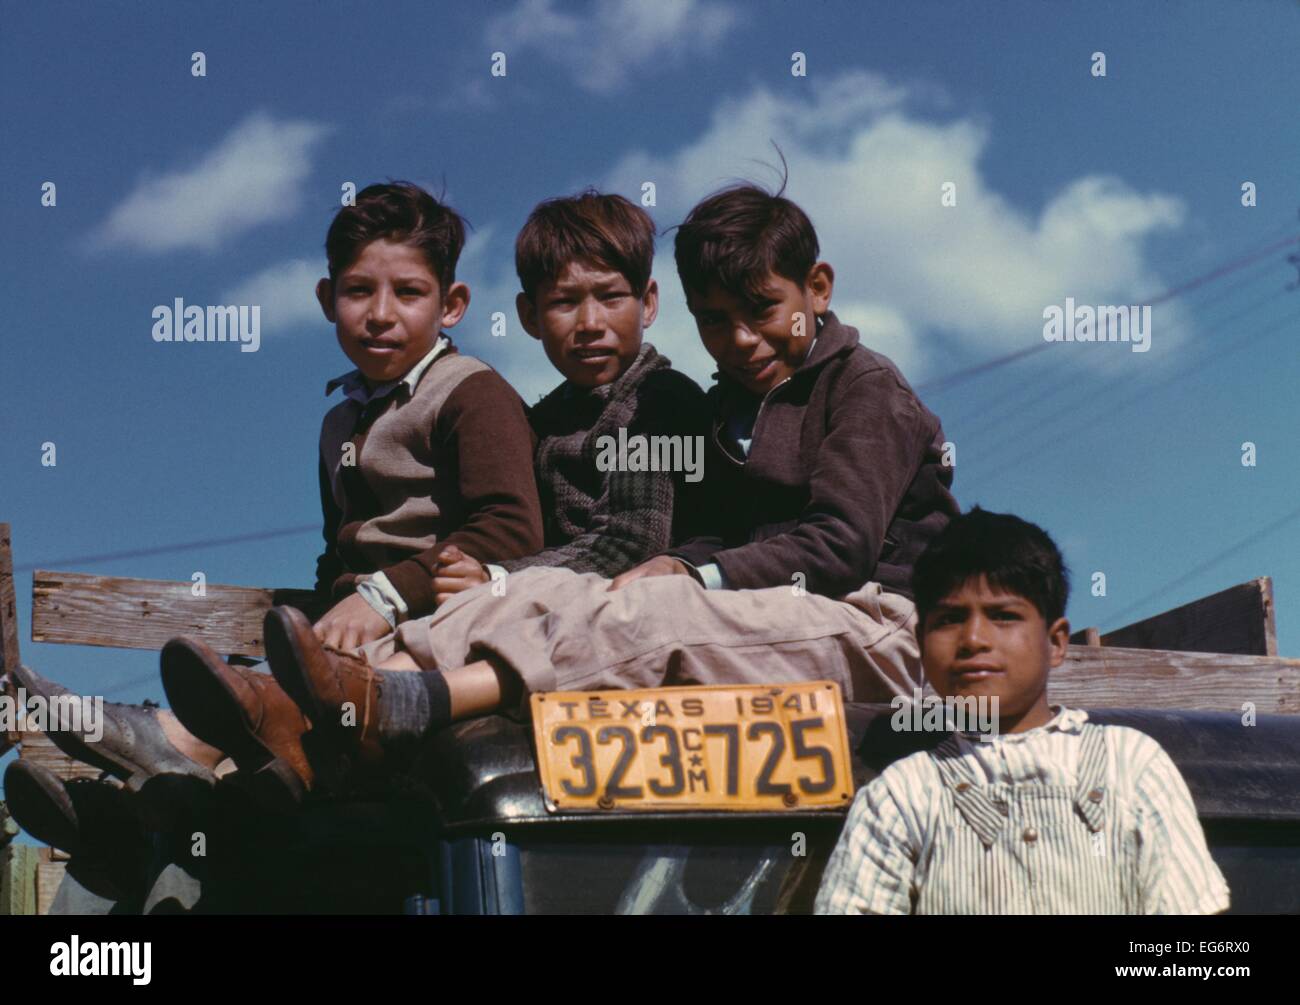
[160,638,314,810]
[263,607,386,773]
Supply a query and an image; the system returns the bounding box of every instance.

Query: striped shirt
[815,706,1230,915]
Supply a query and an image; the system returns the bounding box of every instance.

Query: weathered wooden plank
[18,729,108,783]
[1,524,22,752]
[1,845,40,916]
[31,571,322,657]
[1055,644,1300,713]
[1070,578,1278,656]
[36,857,65,915]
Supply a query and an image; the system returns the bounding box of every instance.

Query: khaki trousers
[359,567,923,706]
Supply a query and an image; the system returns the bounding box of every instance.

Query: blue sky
[2,0,1299,751]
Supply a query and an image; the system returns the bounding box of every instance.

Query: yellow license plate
[531,682,853,812]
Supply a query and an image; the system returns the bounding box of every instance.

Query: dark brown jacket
[667,311,958,599]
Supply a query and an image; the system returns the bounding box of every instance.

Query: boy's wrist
[380,558,438,618]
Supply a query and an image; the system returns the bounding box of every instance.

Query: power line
[13,525,320,574]
[958,287,1293,473]
[102,671,167,702]
[1102,502,1300,629]
[968,304,1300,485]
[944,261,1284,443]
[916,232,1300,396]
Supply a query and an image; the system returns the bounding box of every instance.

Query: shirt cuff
[356,572,409,628]
[696,562,726,590]
[676,559,725,590]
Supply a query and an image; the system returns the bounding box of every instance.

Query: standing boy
[815,508,1230,915]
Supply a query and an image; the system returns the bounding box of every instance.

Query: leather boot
[8,663,216,791]
[160,638,314,811]
[263,606,387,774]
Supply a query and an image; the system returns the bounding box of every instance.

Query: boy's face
[316,239,470,386]
[919,575,1069,734]
[688,262,833,396]
[517,259,657,389]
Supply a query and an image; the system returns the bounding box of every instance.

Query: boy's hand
[608,556,693,591]
[313,593,391,652]
[434,544,491,606]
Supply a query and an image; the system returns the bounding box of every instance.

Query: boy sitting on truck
[427,188,709,600]
[10,181,544,810]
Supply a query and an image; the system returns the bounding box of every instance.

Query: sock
[377,670,452,749]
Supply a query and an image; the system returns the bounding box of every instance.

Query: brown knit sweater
[313,342,543,617]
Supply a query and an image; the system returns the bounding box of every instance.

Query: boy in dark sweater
[258,182,961,774]
[431,190,708,600]
[10,182,544,811]
[616,183,954,599]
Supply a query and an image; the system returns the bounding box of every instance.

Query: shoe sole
[160,640,306,812]
[4,760,81,854]
[10,664,162,793]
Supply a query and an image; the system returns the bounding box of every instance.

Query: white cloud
[487,0,737,95]
[833,302,923,377]
[222,258,325,334]
[91,112,331,253]
[404,69,1190,401]
[603,73,1189,381]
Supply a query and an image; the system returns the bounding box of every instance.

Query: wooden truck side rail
[29,570,322,657]
[1070,578,1278,656]
[4,521,1300,749]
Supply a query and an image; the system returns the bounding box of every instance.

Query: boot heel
[248,757,307,813]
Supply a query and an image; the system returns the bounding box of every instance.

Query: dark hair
[673,183,819,303]
[515,189,656,300]
[912,507,1070,629]
[325,181,467,292]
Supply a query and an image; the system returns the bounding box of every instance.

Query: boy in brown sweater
[308,183,542,643]
[12,182,543,810]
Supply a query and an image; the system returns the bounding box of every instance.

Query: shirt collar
[325,335,451,404]
[962,704,1088,745]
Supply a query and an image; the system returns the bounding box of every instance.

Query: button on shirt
[325,337,450,626]
[814,706,1230,915]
